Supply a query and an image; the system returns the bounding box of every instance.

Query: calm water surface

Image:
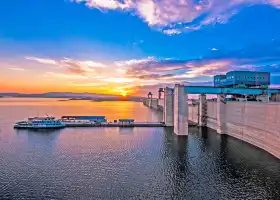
[0,98,280,200]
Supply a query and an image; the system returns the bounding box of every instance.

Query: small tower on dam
[158,88,164,99]
[164,87,174,127]
[143,92,159,109]
[147,92,153,99]
[173,84,188,136]
[163,85,188,135]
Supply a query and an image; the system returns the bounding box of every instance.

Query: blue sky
[0,0,280,96]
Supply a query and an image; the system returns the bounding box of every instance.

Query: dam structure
[143,84,280,159]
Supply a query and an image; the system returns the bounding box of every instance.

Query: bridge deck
[169,86,280,95]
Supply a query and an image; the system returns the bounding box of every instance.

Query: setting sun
[120,89,128,97]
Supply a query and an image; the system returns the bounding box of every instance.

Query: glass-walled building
[214,71,270,88]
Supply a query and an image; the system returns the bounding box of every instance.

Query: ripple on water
[0,101,280,199]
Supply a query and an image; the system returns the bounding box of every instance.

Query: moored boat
[14,117,65,129]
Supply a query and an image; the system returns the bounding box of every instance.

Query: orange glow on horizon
[0,62,141,96]
[0,82,138,96]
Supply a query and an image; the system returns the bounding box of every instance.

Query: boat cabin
[28,117,55,121]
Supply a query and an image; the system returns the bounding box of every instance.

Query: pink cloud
[72,0,280,34]
[25,56,106,75]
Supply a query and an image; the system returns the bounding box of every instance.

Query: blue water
[0,98,280,199]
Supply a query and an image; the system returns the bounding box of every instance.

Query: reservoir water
[0,98,280,200]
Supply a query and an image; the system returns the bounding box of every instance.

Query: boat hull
[14,125,65,129]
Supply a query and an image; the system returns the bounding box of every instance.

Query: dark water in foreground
[0,98,280,200]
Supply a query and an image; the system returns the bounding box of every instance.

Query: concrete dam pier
[143,84,280,159]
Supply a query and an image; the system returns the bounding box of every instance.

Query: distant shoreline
[0,92,143,102]
[59,98,142,102]
[1,96,143,102]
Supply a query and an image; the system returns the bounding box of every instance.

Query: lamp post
[148,92,153,99]
[158,88,164,99]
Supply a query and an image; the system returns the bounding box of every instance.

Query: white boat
[14,117,66,129]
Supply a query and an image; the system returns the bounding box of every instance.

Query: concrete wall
[206,102,217,130]
[159,99,164,107]
[225,102,280,159]
[271,93,280,102]
[143,99,159,109]
[199,101,280,159]
[143,99,149,107]
[188,104,199,124]
[145,96,280,159]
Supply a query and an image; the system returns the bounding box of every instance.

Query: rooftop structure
[214,71,270,88]
[119,119,135,123]
[61,116,107,122]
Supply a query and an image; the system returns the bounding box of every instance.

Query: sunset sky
[1,0,280,96]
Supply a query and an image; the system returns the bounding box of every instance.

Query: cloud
[270,0,280,8]
[163,29,182,35]
[132,39,144,47]
[23,41,280,95]
[118,57,232,82]
[175,60,232,78]
[100,77,138,83]
[9,67,26,71]
[25,56,57,65]
[133,73,175,80]
[125,61,186,78]
[115,57,156,66]
[131,80,213,96]
[44,72,89,79]
[25,56,106,75]
[207,40,280,64]
[73,0,131,10]
[59,58,106,74]
[71,0,280,34]
[115,41,280,83]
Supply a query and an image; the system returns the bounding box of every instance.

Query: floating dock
[64,122,165,128]
[60,116,167,128]
[14,115,198,129]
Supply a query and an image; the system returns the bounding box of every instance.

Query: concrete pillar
[257,93,269,103]
[199,94,207,127]
[262,94,270,103]
[150,99,159,109]
[164,87,174,126]
[143,98,148,106]
[148,98,152,108]
[217,94,227,134]
[272,93,280,102]
[276,93,280,102]
[174,84,188,136]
